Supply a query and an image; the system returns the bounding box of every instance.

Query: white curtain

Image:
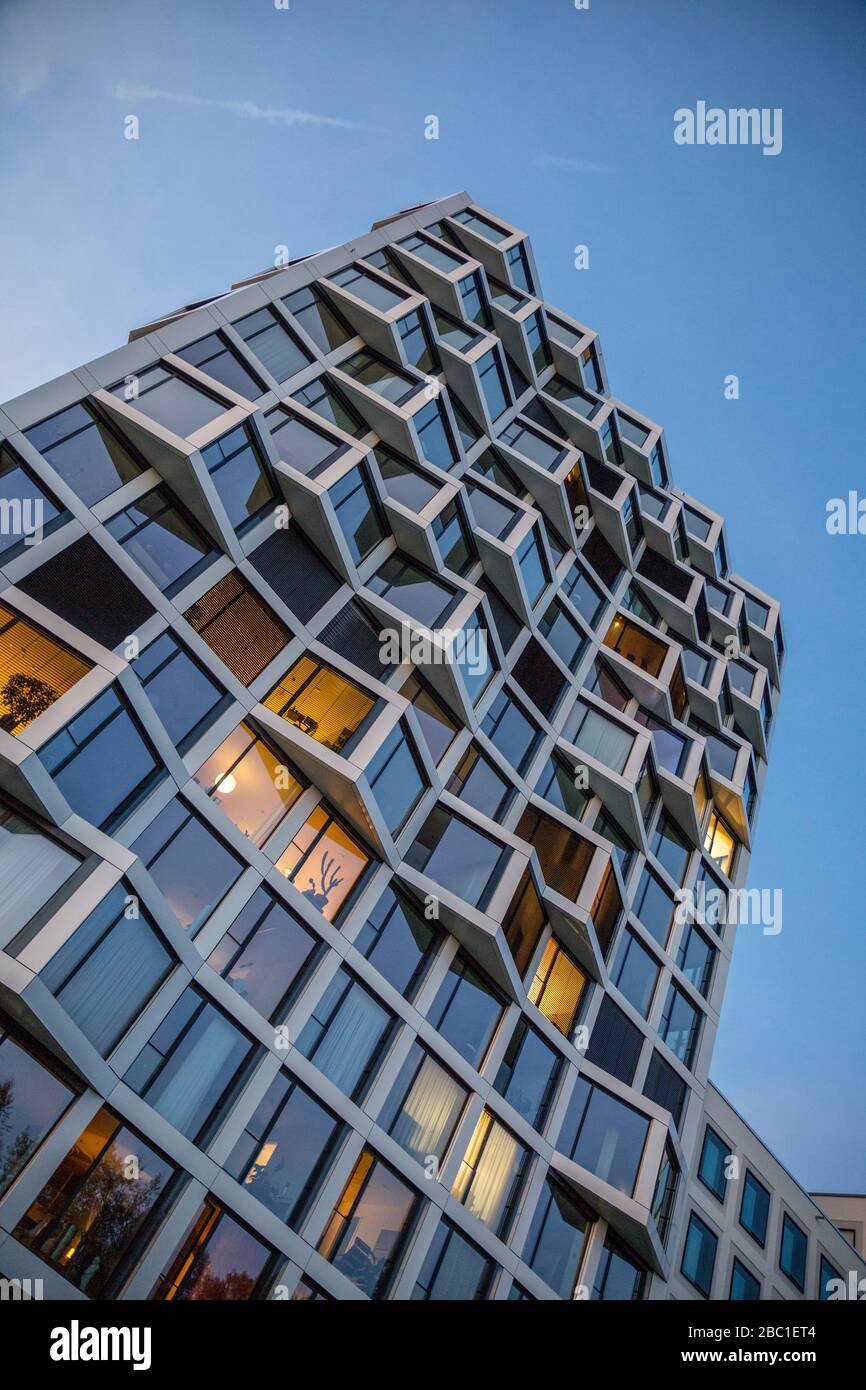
[391,1056,464,1162]
[153,1010,243,1136]
[58,918,170,1056]
[0,821,77,941]
[576,707,631,774]
[313,985,387,1097]
[463,1119,522,1231]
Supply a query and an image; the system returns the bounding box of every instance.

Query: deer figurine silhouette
[304,851,344,912]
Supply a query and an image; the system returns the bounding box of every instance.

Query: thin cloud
[113,83,373,131]
[532,153,607,174]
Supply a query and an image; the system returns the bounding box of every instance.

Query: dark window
[739,1170,771,1246]
[283,284,352,352]
[0,444,67,556]
[512,637,566,718]
[610,928,659,1019]
[105,486,216,595]
[367,723,426,835]
[354,883,439,999]
[585,995,644,1084]
[225,1071,343,1230]
[18,535,156,648]
[677,924,716,998]
[265,406,346,477]
[207,886,320,1022]
[41,686,164,831]
[633,867,676,947]
[659,984,702,1070]
[414,397,458,471]
[447,743,514,823]
[401,674,458,763]
[592,1238,646,1300]
[407,806,509,910]
[779,1212,807,1290]
[368,553,459,627]
[132,797,245,935]
[535,753,591,821]
[651,814,691,884]
[41,882,174,1055]
[329,465,387,564]
[110,364,227,436]
[477,349,510,423]
[135,630,229,752]
[0,1026,75,1199]
[523,1176,592,1299]
[432,500,474,576]
[517,527,550,607]
[176,333,263,400]
[124,986,257,1145]
[397,310,438,375]
[730,1258,760,1300]
[494,1018,562,1130]
[557,1074,649,1195]
[25,402,144,506]
[538,599,587,672]
[329,263,409,312]
[697,1125,730,1202]
[819,1254,843,1301]
[375,448,442,510]
[643,1051,687,1131]
[319,599,393,679]
[341,348,419,405]
[413,1221,495,1300]
[293,375,366,437]
[427,951,505,1069]
[234,307,312,384]
[202,425,274,531]
[249,521,342,623]
[681,1211,717,1297]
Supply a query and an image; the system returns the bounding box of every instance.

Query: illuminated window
[0,603,91,734]
[276,804,371,921]
[14,1107,177,1299]
[194,721,304,847]
[603,614,668,677]
[528,938,587,1037]
[264,654,376,753]
[156,1196,277,1300]
[184,571,291,685]
[380,1041,467,1166]
[452,1110,528,1238]
[704,810,737,877]
[318,1149,420,1299]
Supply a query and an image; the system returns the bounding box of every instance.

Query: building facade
[0,192,851,1302]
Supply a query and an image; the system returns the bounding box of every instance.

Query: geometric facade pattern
[0,192,857,1300]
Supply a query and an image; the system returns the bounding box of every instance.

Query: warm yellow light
[215,773,236,794]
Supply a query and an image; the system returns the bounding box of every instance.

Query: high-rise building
[0,193,859,1302]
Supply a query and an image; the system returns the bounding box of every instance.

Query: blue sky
[1,0,864,1189]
